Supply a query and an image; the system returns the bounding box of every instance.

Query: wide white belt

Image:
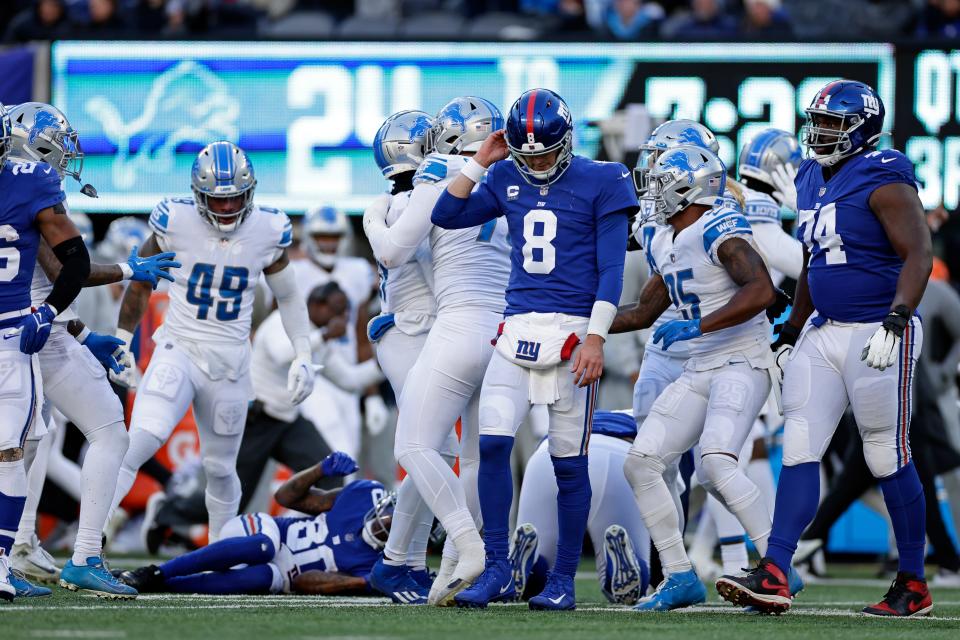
[0,307,31,322]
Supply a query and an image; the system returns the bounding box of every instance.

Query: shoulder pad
[702,208,752,257]
[149,199,174,235]
[261,206,293,248]
[413,153,469,185]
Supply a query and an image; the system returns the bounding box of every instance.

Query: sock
[879,461,926,579]
[767,462,820,574]
[459,454,482,531]
[0,460,28,555]
[625,453,690,575]
[205,488,241,544]
[477,435,514,562]
[688,504,717,567]
[161,532,275,578]
[384,475,429,567]
[552,454,591,577]
[747,458,776,516]
[720,537,749,575]
[109,430,164,523]
[16,433,53,547]
[73,421,129,564]
[166,564,276,594]
[700,453,770,556]
[397,448,473,541]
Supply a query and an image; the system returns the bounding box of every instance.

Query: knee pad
[699,452,739,492]
[780,416,822,467]
[623,452,665,492]
[202,453,237,480]
[478,393,521,437]
[862,434,901,479]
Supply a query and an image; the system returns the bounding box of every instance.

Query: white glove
[362,193,391,236]
[287,354,315,405]
[770,163,798,213]
[861,309,910,371]
[108,328,142,389]
[363,395,389,437]
[772,342,792,388]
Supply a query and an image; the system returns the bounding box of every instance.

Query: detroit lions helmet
[430,96,504,155]
[801,79,885,166]
[191,141,257,233]
[737,128,802,187]
[374,110,434,179]
[505,88,574,187]
[362,491,395,550]
[7,102,84,182]
[644,145,726,225]
[304,205,349,268]
[634,120,719,194]
[98,216,150,263]
[0,103,11,169]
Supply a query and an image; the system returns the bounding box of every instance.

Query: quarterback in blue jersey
[431,89,638,610]
[717,80,934,617]
[118,453,389,596]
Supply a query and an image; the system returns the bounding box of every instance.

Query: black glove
[766,288,792,323]
[771,321,801,353]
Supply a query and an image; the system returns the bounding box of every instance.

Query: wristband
[119,262,134,280]
[461,158,487,183]
[74,326,91,344]
[586,300,617,341]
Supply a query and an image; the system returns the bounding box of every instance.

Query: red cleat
[715,557,791,615]
[863,572,933,617]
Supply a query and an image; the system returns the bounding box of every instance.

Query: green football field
[5,563,960,640]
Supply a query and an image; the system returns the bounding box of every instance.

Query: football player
[716,80,934,617]
[106,141,315,546]
[609,145,779,611]
[431,89,638,610]
[512,410,650,605]
[363,97,511,605]
[118,452,388,596]
[0,102,91,601]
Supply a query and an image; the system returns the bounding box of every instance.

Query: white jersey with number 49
[148,197,292,347]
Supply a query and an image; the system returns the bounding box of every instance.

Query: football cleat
[409,567,435,591]
[793,538,823,566]
[0,553,16,602]
[528,571,576,611]
[509,523,539,601]
[60,557,138,599]
[633,568,705,612]
[117,565,165,593]
[603,525,643,605]
[862,572,932,617]
[368,559,428,605]
[454,560,515,608]
[427,555,457,606]
[787,566,804,597]
[12,535,61,585]
[10,569,52,597]
[716,558,790,614]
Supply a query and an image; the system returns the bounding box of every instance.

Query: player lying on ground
[118,453,389,596]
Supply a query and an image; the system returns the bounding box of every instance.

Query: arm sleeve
[264,264,311,360]
[750,222,804,280]
[595,208,629,306]
[365,185,437,268]
[46,236,90,313]
[320,352,385,392]
[430,162,502,230]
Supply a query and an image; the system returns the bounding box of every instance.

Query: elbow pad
[46,235,90,313]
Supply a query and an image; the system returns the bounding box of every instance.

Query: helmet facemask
[193,188,255,234]
[361,493,395,550]
[508,129,573,187]
[801,110,875,167]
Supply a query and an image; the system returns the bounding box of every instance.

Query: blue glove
[17,304,56,354]
[652,318,702,351]
[320,451,359,477]
[127,246,182,289]
[83,332,126,375]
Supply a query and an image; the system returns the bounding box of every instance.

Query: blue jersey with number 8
[795,150,916,323]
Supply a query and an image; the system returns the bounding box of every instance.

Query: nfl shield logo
[818,187,827,197]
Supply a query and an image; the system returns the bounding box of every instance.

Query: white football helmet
[303,205,349,268]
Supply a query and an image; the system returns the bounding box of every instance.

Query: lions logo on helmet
[7,102,85,182]
[800,79,886,166]
[504,88,574,187]
[644,145,726,225]
[737,128,802,188]
[373,110,434,179]
[191,141,257,234]
[430,97,503,155]
[634,120,718,194]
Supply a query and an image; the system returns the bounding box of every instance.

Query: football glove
[82,331,126,375]
[652,318,702,350]
[861,306,910,371]
[770,163,798,212]
[109,328,142,389]
[766,288,792,323]
[127,247,182,289]
[320,451,359,477]
[287,354,315,405]
[363,395,389,437]
[16,304,56,355]
[771,322,802,385]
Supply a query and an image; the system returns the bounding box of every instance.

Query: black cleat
[118,565,165,593]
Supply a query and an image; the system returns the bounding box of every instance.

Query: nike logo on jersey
[620,171,630,179]
[43,166,53,174]
[548,594,567,604]
[2,333,18,340]
[881,157,896,164]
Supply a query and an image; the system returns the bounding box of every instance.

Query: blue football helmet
[191,141,257,233]
[634,120,718,194]
[801,79,885,166]
[737,128,802,187]
[505,89,573,187]
[431,96,504,155]
[373,110,434,179]
[0,103,12,169]
[643,145,726,225]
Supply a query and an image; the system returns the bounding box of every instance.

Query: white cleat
[603,525,642,605]
[11,535,61,585]
[793,538,824,566]
[428,555,457,606]
[0,554,15,603]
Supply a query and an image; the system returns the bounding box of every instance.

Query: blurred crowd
[3,0,960,42]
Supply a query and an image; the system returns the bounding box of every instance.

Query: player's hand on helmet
[287,354,315,405]
[861,306,910,371]
[320,451,359,477]
[13,304,56,355]
[362,193,390,236]
[652,318,702,351]
[127,246,181,290]
[571,334,605,388]
[109,329,142,389]
[766,288,792,323]
[363,395,390,437]
[770,164,798,212]
[82,331,127,375]
[474,130,509,168]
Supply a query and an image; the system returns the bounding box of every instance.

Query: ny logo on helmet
[516,340,541,362]
[556,101,571,125]
[861,94,881,117]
